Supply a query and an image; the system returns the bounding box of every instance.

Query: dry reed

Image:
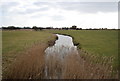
[44,47,118,79]
[3,44,118,79]
[3,43,47,79]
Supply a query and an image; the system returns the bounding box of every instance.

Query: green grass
[46,30,118,68]
[3,30,54,55]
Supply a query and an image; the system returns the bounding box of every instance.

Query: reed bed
[77,49,118,79]
[3,44,118,79]
[3,44,47,79]
[45,47,118,79]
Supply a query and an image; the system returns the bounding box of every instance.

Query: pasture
[3,30,55,54]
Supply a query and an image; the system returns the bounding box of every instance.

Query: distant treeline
[1,25,80,30]
[1,25,118,30]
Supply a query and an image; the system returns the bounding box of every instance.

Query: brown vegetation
[3,40,118,79]
[62,50,118,79]
[77,49,118,79]
[44,47,118,79]
[3,43,47,79]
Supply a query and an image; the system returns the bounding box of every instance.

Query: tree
[70,25,77,29]
[32,26,38,31]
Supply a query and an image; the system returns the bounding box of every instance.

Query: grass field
[2,30,56,71]
[46,30,118,68]
[3,30,55,54]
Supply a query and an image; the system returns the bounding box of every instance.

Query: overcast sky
[0,0,119,29]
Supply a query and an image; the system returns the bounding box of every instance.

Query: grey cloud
[33,2,58,9]
[1,2,20,14]
[1,2,19,8]
[34,2,50,6]
[30,13,48,18]
[17,6,49,14]
[33,2,118,13]
[57,2,118,13]
[1,1,50,15]
[50,15,65,21]
[1,1,118,15]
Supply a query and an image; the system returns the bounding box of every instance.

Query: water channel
[45,34,79,79]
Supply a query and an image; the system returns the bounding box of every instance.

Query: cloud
[17,6,50,14]
[0,1,118,29]
[33,2,50,6]
[50,15,65,21]
[57,2,118,13]
[1,2,19,8]
[1,1,118,16]
[1,0,119,2]
[0,2,20,14]
[32,2,118,14]
[33,2,58,10]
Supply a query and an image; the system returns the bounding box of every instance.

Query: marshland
[2,29,118,79]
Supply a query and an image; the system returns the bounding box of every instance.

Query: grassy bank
[2,30,56,73]
[46,30,118,69]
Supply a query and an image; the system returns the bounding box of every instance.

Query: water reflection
[55,34,74,46]
[45,34,78,56]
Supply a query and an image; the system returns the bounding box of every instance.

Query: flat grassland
[3,30,55,54]
[47,30,118,68]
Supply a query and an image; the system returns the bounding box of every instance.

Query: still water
[45,34,78,55]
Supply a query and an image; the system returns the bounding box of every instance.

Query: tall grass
[3,44,118,79]
[3,44,46,79]
[44,46,118,79]
[77,49,118,79]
